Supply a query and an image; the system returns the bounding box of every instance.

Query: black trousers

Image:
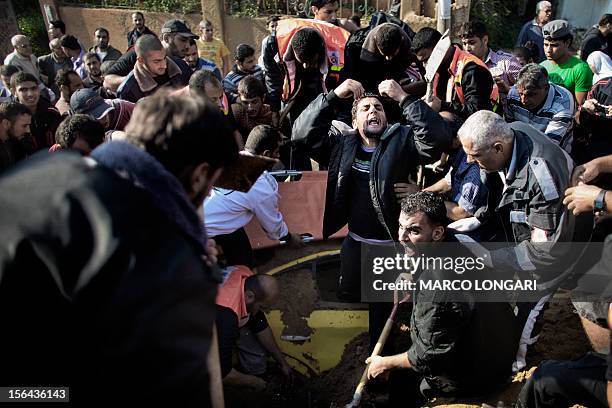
[338,235,394,354]
[517,352,608,408]
[213,227,254,268]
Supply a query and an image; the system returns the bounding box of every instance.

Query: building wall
[0,1,20,59]
[52,6,268,61]
[558,0,612,29]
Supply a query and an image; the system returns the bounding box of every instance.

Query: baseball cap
[70,88,113,119]
[542,20,571,40]
[161,19,199,39]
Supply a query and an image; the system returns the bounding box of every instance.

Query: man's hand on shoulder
[334,79,365,100]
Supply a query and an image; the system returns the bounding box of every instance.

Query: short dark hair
[245,125,281,155]
[59,35,81,51]
[189,70,221,98]
[349,15,361,27]
[84,52,101,62]
[400,192,448,226]
[237,75,265,99]
[188,38,197,47]
[55,69,79,88]
[10,72,39,89]
[124,93,239,179]
[234,44,255,62]
[0,65,20,78]
[94,27,109,37]
[513,46,534,63]
[374,24,404,57]
[49,20,66,34]
[311,0,337,8]
[290,28,325,66]
[351,93,382,120]
[55,114,105,151]
[458,21,488,39]
[267,15,280,25]
[516,63,549,90]
[0,102,31,123]
[132,11,144,19]
[411,27,441,53]
[599,13,612,27]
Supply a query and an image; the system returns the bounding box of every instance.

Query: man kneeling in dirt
[216,265,292,390]
[366,192,518,407]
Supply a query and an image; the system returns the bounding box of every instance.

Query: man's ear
[432,225,445,242]
[310,5,318,15]
[188,162,210,197]
[136,55,144,64]
[493,141,504,154]
[0,118,10,132]
[482,35,489,49]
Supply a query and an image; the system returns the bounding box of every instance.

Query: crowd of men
[0,1,611,407]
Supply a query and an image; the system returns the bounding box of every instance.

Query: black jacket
[408,233,518,393]
[292,91,452,239]
[580,26,612,62]
[0,149,217,406]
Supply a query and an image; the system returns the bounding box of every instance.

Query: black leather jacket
[292,91,452,239]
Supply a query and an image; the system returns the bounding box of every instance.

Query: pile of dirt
[275,268,319,337]
[315,331,371,406]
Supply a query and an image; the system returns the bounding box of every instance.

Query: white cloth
[4,51,40,80]
[587,51,612,84]
[204,171,288,240]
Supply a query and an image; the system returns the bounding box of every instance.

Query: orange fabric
[216,265,254,322]
[446,47,499,108]
[275,19,349,100]
[244,171,348,249]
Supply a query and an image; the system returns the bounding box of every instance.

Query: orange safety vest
[216,265,253,327]
[434,47,500,112]
[275,18,350,101]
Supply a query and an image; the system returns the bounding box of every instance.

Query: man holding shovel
[365,192,517,407]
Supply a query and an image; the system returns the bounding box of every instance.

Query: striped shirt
[506,82,576,152]
[485,48,523,106]
[222,64,265,103]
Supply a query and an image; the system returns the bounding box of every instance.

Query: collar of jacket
[90,141,206,248]
[133,57,182,93]
[497,130,530,209]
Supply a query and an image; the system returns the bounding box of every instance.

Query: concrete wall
[0,0,19,59]
[50,5,269,61]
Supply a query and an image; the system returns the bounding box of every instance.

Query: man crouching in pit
[366,192,518,407]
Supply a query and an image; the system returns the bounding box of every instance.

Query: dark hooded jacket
[345,23,413,93]
[0,144,217,406]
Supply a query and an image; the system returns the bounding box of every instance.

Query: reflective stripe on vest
[440,47,500,112]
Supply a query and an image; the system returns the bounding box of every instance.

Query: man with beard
[0,101,35,172]
[223,44,265,104]
[104,19,194,93]
[366,192,517,407]
[89,28,122,63]
[38,38,73,97]
[0,93,239,406]
[82,52,112,98]
[60,35,87,79]
[118,35,191,103]
[231,75,272,138]
[11,72,62,151]
[127,12,156,49]
[54,68,84,116]
[292,77,452,349]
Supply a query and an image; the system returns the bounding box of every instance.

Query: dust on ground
[275,268,319,337]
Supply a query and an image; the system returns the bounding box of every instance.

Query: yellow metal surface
[267,309,369,376]
[265,249,340,276]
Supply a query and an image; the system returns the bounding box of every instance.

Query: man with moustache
[292,78,452,348]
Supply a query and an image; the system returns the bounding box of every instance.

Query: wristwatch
[594,189,608,212]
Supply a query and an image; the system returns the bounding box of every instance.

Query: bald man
[215,267,291,390]
[4,35,42,81]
